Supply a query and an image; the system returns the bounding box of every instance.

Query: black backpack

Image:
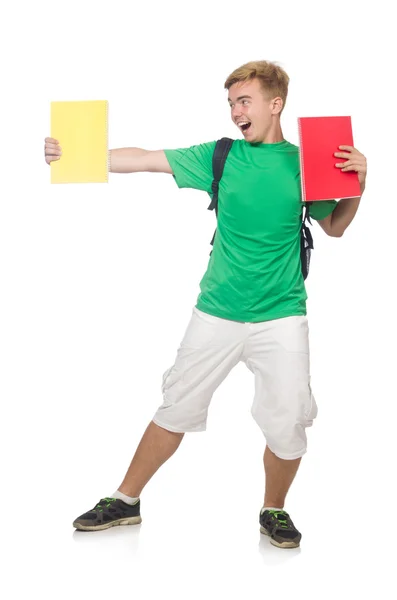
[207,137,314,280]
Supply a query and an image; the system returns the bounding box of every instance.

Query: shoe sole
[260,526,300,549]
[73,516,142,531]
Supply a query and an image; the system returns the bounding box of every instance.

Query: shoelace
[268,510,290,529]
[95,497,117,510]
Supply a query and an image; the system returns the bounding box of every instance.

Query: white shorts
[153,307,317,460]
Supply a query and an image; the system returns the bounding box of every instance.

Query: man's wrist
[360,180,366,195]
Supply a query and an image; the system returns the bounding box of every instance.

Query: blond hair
[224,60,290,113]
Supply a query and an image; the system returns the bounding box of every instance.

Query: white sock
[261,506,283,514]
[112,490,139,505]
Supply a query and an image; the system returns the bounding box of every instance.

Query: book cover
[298,116,361,202]
[51,100,108,184]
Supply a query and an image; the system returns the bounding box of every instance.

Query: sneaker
[259,509,301,548]
[73,497,142,531]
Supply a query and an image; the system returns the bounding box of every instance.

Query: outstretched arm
[44,138,173,175]
[108,148,173,174]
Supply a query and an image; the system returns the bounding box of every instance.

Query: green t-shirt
[164,139,336,323]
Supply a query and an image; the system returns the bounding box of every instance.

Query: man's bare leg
[260,446,303,548]
[117,421,184,498]
[263,446,301,508]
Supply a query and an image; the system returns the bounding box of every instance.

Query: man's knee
[153,407,208,433]
[251,402,317,459]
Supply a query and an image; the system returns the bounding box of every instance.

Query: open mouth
[238,121,252,133]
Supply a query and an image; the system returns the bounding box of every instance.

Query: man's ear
[271,97,283,115]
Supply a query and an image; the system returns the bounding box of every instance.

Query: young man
[44,60,367,548]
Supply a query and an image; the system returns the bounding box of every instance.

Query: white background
[0,0,395,598]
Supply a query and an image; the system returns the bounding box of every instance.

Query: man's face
[228,78,278,143]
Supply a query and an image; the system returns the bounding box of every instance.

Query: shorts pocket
[270,316,309,354]
[304,378,318,423]
[161,366,173,393]
[181,308,220,348]
[160,365,176,407]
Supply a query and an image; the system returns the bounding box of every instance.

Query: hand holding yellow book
[50,100,108,184]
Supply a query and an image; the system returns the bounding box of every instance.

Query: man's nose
[232,105,242,119]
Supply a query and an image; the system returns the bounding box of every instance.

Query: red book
[298,116,361,202]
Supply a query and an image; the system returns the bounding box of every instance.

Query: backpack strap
[208,138,234,251]
[302,201,314,251]
[207,137,234,214]
[303,201,313,226]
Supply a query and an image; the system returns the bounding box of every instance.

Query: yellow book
[51,100,108,184]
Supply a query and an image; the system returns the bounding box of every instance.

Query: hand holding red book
[298,116,364,201]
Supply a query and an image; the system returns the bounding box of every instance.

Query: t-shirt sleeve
[308,200,338,221]
[163,141,217,193]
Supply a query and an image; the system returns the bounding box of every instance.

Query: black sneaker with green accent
[259,509,301,548]
[73,497,142,531]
